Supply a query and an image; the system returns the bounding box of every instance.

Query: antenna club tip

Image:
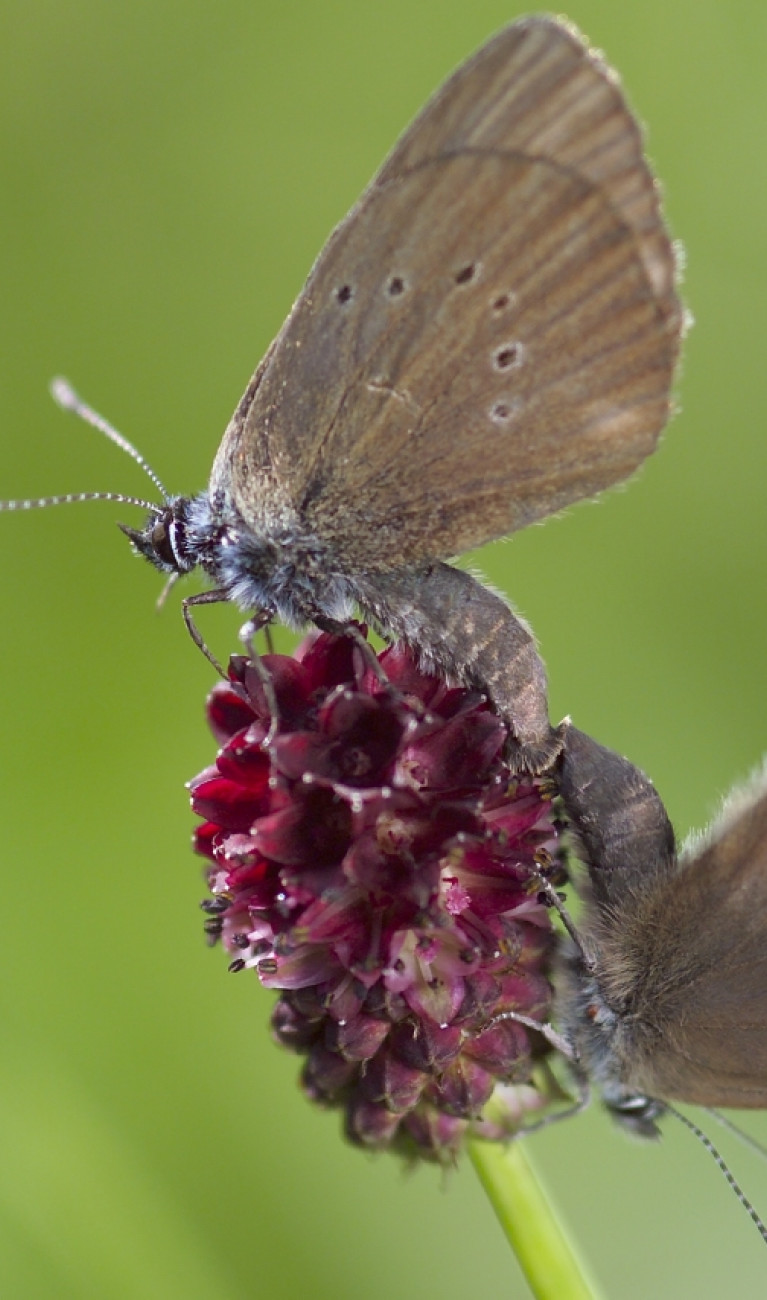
[43,379,171,502]
[50,377,78,409]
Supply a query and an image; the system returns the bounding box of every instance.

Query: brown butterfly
[3,17,683,772]
[560,727,767,1131]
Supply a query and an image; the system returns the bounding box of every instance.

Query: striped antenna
[708,1109,767,1165]
[51,378,170,499]
[0,490,162,514]
[668,1105,767,1245]
[0,379,169,515]
[0,488,162,512]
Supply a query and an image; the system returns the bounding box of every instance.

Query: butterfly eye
[151,517,175,567]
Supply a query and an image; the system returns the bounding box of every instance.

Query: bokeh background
[1,1,766,1296]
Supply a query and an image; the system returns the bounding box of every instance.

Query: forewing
[375,16,676,305]
[214,16,682,569]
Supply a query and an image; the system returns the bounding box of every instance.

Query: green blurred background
[1,1,766,1296]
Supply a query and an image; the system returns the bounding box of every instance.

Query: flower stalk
[469,1137,603,1299]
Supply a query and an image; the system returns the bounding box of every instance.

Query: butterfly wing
[606,772,767,1108]
[212,16,682,571]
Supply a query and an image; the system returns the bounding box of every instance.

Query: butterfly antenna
[50,377,171,501]
[0,490,162,514]
[706,1109,767,1163]
[667,1105,767,1245]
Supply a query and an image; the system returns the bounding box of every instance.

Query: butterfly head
[118,498,198,576]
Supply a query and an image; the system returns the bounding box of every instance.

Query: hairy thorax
[183,490,357,628]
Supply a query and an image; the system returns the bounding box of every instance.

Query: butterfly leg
[238,610,280,745]
[182,593,281,743]
[182,589,230,678]
[312,615,390,687]
[479,1008,591,1135]
[311,615,430,727]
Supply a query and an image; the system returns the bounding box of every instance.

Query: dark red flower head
[190,630,561,1160]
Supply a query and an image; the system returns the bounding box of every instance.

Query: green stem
[468,1138,604,1300]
